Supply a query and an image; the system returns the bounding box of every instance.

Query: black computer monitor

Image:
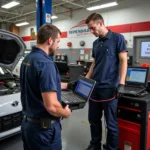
[54,61,69,75]
[126,67,149,87]
[140,41,150,58]
[68,65,84,81]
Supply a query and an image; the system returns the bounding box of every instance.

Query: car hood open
[0,30,26,71]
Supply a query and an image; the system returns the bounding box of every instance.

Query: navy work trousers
[88,88,118,150]
[21,119,62,150]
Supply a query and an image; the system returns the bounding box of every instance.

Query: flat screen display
[141,42,150,57]
[75,79,93,98]
[126,68,147,83]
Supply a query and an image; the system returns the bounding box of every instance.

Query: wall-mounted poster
[30,28,36,40]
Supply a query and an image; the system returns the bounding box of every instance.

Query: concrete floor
[0,103,106,150]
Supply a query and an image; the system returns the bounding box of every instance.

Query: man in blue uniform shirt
[20,24,71,150]
[85,13,128,150]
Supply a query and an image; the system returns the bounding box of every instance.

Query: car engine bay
[0,70,20,96]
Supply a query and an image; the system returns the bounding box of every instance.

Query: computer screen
[126,68,147,83]
[54,61,69,75]
[75,79,93,98]
[141,42,150,57]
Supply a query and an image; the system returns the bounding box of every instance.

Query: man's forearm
[50,106,67,118]
[119,59,127,84]
[46,102,68,118]
[86,61,95,78]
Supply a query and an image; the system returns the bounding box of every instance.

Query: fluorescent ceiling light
[87,2,118,11]
[15,22,29,27]
[51,15,58,19]
[1,1,20,9]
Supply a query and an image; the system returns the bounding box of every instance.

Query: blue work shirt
[92,30,126,88]
[20,47,61,119]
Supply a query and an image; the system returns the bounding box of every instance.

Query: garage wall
[19,0,150,52]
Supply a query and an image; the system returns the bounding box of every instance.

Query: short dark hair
[85,13,104,24]
[37,24,61,44]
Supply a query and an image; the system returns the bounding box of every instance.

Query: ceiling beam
[88,0,101,4]
[63,0,85,7]
[81,0,85,6]
[1,11,35,22]
[56,7,82,15]
[52,2,67,7]
[0,9,19,15]
[0,0,85,23]
[53,0,85,8]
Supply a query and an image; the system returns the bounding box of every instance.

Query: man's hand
[67,80,77,90]
[61,82,68,90]
[117,84,125,98]
[85,74,90,79]
[64,105,71,118]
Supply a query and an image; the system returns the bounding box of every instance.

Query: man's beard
[49,51,55,56]
[48,48,55,56]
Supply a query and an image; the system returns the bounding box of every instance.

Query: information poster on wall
[72,51,76,54]
[30,28,36,40]
[85,54,89,60]
[80,56,84,60]
[141,42,150,57]
[46,13,51,23]
[80,49,84,55]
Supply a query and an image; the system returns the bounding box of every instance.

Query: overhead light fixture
[15,22,29,27]
[1,1,20,9]
[51,15,58,19]
[87,2,118,11]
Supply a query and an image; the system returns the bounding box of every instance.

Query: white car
[0,30,25,140]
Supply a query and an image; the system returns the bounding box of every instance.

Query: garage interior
[0,0,150,150]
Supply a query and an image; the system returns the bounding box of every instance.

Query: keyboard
[124,86,142,92]
[61,92,85,103]
[123,86,145,95]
